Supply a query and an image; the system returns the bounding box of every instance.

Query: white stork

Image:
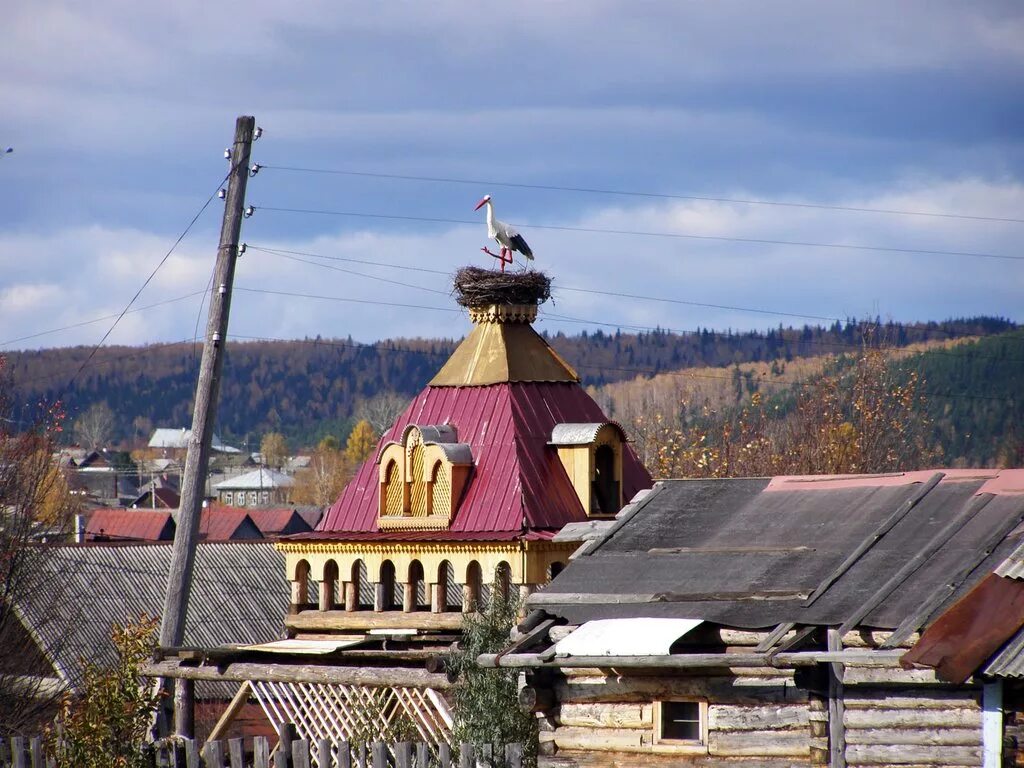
[474,194,534,272]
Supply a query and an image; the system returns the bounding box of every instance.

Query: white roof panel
[554,618,702,657]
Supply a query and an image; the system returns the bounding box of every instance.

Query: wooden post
[438,743,452,768]
[12,736,26,768]
[28,737,43,768]
[827,628,846,768]
[371,742,387,767]
[337,740,351,768]
[278,723,296,768]
[461,583,474,613]
[253,737,270,768]
[319,579,333,611]
[416,743,430,767]
[403,582,415,612]
[394,742,412,768]
[430,582,445,613]
[314,739,331,768]
[185,738,200,768]
[344,580,357,611]
[458,743,474,768]
[175,679,195,740]
[374,582,386,612]
[202,741,224,768]
[157,115,256,733]
[291,740,310,768]
[504,743,522,768]
[228,738,245,768]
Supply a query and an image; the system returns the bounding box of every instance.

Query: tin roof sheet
[534,470,1024,633]
[317,381,652,536]
[214,467,295,490]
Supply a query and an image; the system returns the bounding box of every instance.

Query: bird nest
[453,266,552,308]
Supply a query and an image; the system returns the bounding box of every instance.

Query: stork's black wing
[509,233,534,260]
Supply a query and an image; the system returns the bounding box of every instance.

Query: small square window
[656,701,706,745]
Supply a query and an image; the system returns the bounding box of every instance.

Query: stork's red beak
[474,196,489,211]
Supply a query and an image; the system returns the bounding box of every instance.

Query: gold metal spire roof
[429,303,579,386]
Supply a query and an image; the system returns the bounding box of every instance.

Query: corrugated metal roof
[984,626,1024,677]
[549,422,625,446]
[86,509,175,542]
[16,542,287,693]
[244,508,313,537]
[317,382,651,536]
[535,470,1024,634]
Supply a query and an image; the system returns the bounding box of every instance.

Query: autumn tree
[73,401,115,451]
[260,431,289,469]
[292,442,352,508]
[345,419,378,464]
[0,359,79,735]
[357,392,407,435]
[647,337,937,479]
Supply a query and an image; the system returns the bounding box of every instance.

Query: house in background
[214,467,295,508]
[489,470,1024,767]
[148,428,242,459]
[131,479,180,509]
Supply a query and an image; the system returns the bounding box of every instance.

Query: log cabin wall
[544,666,812,766]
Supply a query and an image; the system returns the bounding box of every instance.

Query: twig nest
[453,267,552,308]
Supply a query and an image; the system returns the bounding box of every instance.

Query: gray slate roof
[534,471,1024,634]
[214,467,295,490]
[16,542,288,694]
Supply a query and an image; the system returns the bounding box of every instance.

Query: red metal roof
[318,381,652,536]
[85,509,174,542]
[197,508,261,541]
[244,508,312,536]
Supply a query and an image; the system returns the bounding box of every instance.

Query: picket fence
[0,731,524,768]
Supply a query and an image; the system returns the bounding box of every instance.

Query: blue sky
[1,1,1022,350]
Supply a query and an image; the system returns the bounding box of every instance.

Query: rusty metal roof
[315,381,651,536]
[533,470,1024,634]
[85,509,175,542]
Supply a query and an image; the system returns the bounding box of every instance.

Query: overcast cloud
[1,1,1022,352]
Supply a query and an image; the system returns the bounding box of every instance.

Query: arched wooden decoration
[550,421,627,516]
[376,425,472,530]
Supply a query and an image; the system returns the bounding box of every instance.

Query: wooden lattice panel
[409,441,427,517]
[250,681,453,767]
[384,461,404,517]
[431,466,451,518]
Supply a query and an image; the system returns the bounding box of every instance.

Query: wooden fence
[0,732,524,768]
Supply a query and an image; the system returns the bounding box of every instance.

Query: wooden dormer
[376,425,472,530]
[550,422,628,516]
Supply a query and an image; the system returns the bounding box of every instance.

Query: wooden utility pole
[158,115,255,734]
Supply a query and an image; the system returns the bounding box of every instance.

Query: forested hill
[3,316,1015,449]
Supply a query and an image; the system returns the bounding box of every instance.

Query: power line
[234,286,461,315]
[260,249,450,296]
[61,172,232,396]
[0,290,210,348]
[252,205,1023,262]
[245,243,1021,349]
[259,165,1024,225]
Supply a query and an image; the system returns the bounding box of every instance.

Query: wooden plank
[314,739,331,768]
[143,659,452,689]
[201,741,224,768]
[844,691,980,710]
[558,703,650,728]
[185,738,200,768]
[336,741,351,768]
[756,622,796,652]
[273,751,288,768]
[845,728,980,746]
[394,742,412,768]
[438,742,451,768]
[207,682,252,745]
[554,727,645,752]
[827,629,846,768]
[28,737,43,768]
[292,740,310,768]
[708,729,811,757]
[371,742,388,768]
[459,743,474,768]
[284,610,463,632]
[505,743,522,768]
[838,493,993,637]
[707,704,809,731]
[253,737,270,768]
[228,739,245,768]
[845,709,982,728]
[845,744,982,765]
[11,737,26,768]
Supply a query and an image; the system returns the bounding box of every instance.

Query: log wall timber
[843,686,982,767]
